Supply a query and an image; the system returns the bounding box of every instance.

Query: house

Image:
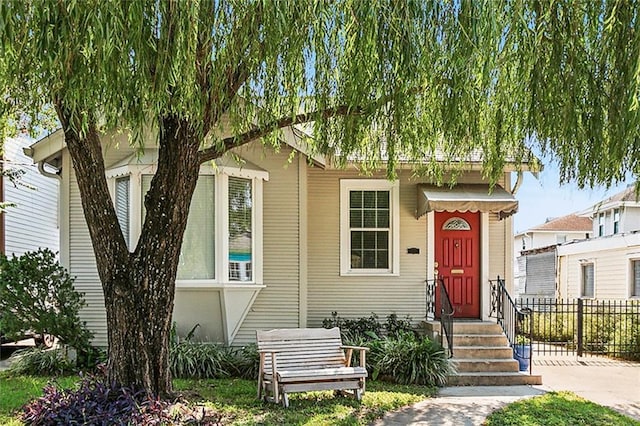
[514,214,592,297]
[1,136,59,257]
[25,128,531,347]
[556,185,640,299]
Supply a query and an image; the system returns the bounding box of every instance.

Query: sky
[512,160,634,234]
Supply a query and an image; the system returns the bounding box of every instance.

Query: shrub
[384,313,415,337]
[322,311,382,344]
[170,341,237,379]
[232,344,260,379]
[0,248,93,355]
[369,332,453,386]
[8,348,74,376]
[21,374,173,425]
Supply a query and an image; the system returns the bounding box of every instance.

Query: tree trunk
[63,113,201,397]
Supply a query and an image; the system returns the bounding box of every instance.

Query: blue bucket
[513,344,531,371]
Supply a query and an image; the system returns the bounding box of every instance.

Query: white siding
[557,233,640,299]
[68,163,108,347]
[3,137,59,256]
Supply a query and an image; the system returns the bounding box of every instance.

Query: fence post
[577,298,584,357]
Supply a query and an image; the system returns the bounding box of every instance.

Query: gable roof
[578,184,640,217]
[529,214,592,232]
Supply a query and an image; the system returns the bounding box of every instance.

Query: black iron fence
[426,277,454,357]
[517,297,640,361]
[490,277,533,374]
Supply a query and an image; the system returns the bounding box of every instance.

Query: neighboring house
[26,129,532,347]
[514,214,592,297]
[557,185,640,299]
[1,136,59,257]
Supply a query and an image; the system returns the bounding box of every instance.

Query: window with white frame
[114,176,130,248]
[613,208,620,234]
[109,158,265,286]
[632,259,640,297]
[581,262,594,298]
[228,177,253,282]
[340,180,399,275]
[598,213,605,236]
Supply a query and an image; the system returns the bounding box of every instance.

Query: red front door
[434,211,480,318]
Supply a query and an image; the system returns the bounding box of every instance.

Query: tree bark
[62,111,201,397]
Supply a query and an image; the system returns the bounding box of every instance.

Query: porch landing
[423,321,542,386]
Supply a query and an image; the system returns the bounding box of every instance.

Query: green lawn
[485,391,640,426]
[0,374,433,425]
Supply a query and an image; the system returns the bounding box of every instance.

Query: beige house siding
[558,246,640,299]
[306,169,426,326]
[233,145,301,344]
[557,234,640,299]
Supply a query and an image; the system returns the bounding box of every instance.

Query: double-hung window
[340,180,399,275]
[613,209,620,234]
[598,213,605,236]
[581,262,595,298]
[114,176,130,248]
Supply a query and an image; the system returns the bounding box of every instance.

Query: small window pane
[377,191,389,208]
[377,232,388,249]
[377,210,389,228]
[350,210,362,228]
[363,210,376,227]
[363,191,376,208]
[351,231,362,250]
[362,250,376,268]
[350,191,362,208]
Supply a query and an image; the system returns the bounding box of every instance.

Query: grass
[0,373,433,425]
[485,391,640,426]
[0,375,79,425]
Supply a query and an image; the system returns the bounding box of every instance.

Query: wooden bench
[256,327,368,407]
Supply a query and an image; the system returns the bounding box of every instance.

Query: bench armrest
[341,345,368,368]
[341,345,369,351]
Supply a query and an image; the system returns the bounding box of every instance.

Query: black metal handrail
[426,277,454,358]
[439,278,454,358]
[490,276,533,374]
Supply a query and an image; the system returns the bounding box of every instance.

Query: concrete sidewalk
[533,357,640,421]
[371,385,546,426]
[373,357,640,425]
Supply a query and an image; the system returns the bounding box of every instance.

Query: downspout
[511,171,524,195]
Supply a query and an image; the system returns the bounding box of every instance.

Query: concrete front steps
[444,322,542,386]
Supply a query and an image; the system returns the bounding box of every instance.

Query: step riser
[447,374,543,386]
[453,335,509,347]
[452,323,503,335]
[453,360,520,373]
[452,347,514,359]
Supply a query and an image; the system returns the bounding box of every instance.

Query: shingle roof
[529,214,592,232]
[602,184,640,203]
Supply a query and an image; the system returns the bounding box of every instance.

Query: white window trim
[627,255,640,299]
[579,259,596,299]
[107,160,266,288]
[340,179,400,276]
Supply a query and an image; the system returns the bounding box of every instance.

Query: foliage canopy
[0,1,638,185]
